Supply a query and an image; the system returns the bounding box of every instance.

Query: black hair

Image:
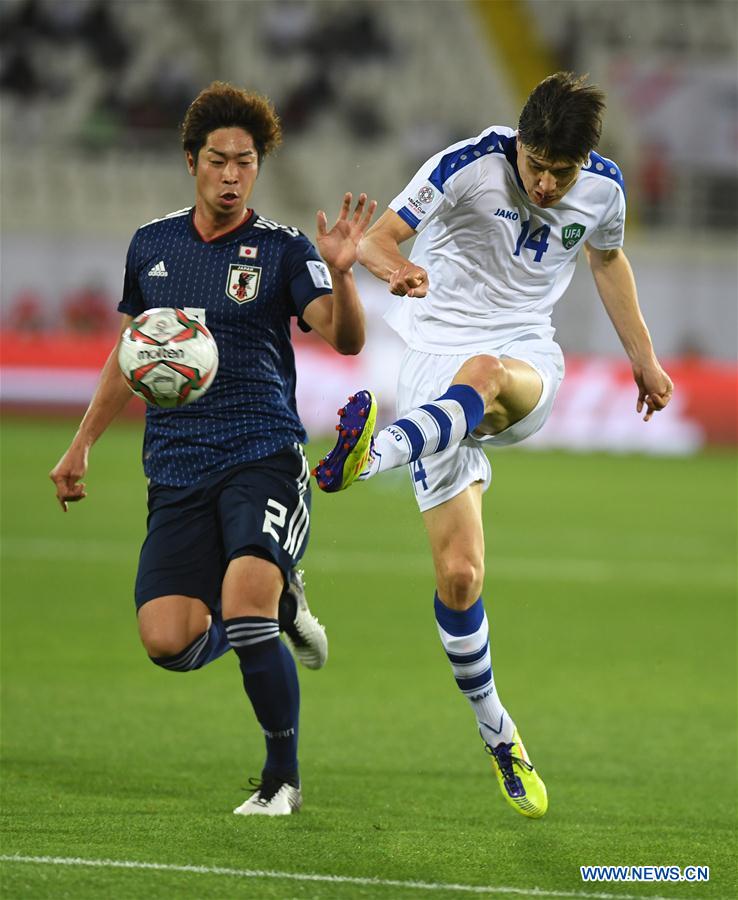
[518,72,606,161]
[181,81,281,162]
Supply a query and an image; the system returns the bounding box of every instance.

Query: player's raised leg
[313,355,542,492]
[423,483,548,819]
[134,480,231,672]
[224,555,302,817]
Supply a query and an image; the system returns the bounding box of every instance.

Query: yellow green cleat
[485,728,548,819]
[312,390,377,492]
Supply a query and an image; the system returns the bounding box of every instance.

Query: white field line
[0,854,680,900]
[0,536,734,587]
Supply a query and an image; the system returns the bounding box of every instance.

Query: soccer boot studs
[312,390,377,492]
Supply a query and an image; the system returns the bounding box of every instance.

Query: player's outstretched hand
[389,263,429,298]
[633,359,673,422]
[49,444,89,512]
[317,192,378,274]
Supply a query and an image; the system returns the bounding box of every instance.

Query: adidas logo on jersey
[148,261,168,277]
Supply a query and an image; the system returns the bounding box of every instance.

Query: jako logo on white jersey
[494,208,519,220]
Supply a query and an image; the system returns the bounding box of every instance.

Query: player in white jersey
[314,73,673,819]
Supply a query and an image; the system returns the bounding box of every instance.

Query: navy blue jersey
[118,207,332,487]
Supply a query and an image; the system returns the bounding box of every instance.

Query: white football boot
[278,569,328,670]
[234,776,302,817]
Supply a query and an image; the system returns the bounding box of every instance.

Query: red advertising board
[1,330,736,450]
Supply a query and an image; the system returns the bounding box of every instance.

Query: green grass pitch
[1,416,736,899]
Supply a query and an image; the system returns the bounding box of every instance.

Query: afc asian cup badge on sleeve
[407,183,436,218]
[226,263,261,304]
[417,186,435,205]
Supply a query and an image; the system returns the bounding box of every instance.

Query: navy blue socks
[224,616,300,780]
[150,617,230,671]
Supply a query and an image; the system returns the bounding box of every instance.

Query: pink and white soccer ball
[118,308,219,408]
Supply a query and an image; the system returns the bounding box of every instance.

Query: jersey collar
[189,207,257,245]
[505,134,528,195]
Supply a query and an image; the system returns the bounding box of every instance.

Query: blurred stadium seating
[1,0,736,447]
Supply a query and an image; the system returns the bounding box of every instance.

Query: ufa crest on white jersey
[385,126,626,354]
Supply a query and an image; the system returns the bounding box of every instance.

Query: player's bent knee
[138,618,191,657]
[145,630,213,672]
[139,621,204,666]
[142,632,186,659]
[137,594,212,665]
[454,355,508,406]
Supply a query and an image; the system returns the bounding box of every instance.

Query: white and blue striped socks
[434,594,515,747]
[365,384,484,477]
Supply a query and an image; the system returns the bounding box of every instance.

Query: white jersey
[385,125,626,353]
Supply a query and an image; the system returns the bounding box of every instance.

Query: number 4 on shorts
[413,459,429,491]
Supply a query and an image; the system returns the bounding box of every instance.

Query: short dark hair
[518,72,606,162]
[181,81,282,163]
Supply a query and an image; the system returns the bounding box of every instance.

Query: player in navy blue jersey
[49,81,377,816]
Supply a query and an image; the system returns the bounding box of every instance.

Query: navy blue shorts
[134,444,311,611]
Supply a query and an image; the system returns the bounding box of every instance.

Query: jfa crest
[226,263,261,304]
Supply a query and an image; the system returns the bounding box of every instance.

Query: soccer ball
[118,308,219,408]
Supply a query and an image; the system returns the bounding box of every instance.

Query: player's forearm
[590,250,656,364]
[73,347,134,449]
[357,231,410,283]
[326,268,366,355]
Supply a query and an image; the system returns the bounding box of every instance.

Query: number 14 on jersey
[513,220,551,263]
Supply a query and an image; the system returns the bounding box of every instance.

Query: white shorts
[396,337,565,512]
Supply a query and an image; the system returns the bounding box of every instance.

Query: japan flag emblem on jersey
[226,263,261,304]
